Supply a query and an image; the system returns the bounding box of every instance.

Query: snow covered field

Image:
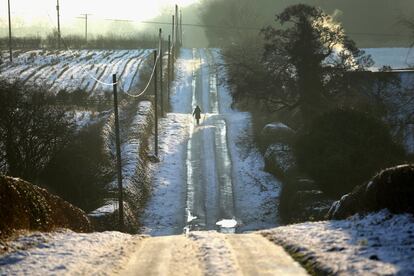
[0,49,151,95]
[364,48,414,71]
[262,210,414,275]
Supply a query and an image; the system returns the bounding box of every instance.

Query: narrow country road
[185,48,236,232]
[142,48,280,235]
[120,233,308,276]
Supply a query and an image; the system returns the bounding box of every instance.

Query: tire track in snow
[184,48,236,233]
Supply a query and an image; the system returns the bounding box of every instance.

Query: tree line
[0,33,160,51]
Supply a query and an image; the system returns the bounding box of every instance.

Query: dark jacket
[193,106,202,119]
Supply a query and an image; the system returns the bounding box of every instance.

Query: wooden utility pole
[167,35,171,104]
[85,14,88,42]
[7,0,12,62]
[159,29,164,116]
[180,10,183,47]
[76,14,90,44]
[56,0,61,49]
[113,74,124,232]
[171,15,175,57]
[154,51,158,157]
[175,5,179,47]
[79,14,92,43]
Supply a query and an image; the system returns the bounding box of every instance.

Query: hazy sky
[0,0,199,23]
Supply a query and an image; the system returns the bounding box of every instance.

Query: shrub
[328,164,414,219]
[0,81,73,181]
[295,109,405,197]
[40,122,112,212]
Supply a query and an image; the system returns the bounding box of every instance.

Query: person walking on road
[193,105,202,125]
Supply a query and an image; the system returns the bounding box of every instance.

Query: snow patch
[141,113,190,236]
[216,219,238,228]
[0,230,144,275]
[262,210,414,275]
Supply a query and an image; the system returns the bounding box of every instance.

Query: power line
[1,13,412,39]
[102,18,414,38]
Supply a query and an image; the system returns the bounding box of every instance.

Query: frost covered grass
[261,210,414,275]
[0,230,144,275]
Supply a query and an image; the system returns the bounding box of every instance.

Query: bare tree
[0,80,74,181]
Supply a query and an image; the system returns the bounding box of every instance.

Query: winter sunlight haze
[1,0,199,22]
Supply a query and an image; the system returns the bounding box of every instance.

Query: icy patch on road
[261,210,414,275]
[0,230,143,276]
[141,113,190,236]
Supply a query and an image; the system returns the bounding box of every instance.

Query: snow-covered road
[142,48,281,235]
[0,231,308,275]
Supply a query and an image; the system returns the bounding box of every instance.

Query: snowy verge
[90,100,153,232]
[141,114,190,236]
[261,210,414,275]
[226,112,281,232]
[212,48,281,231]
[0,230,145,276]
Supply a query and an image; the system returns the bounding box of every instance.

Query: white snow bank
[216,219,238,228]
[120,101,152,191]
[0,230,144,276]
[107,101,152,191]
[227,112,281,232]
[88,201,117,217]
[211,49,281,232]
[141,113,190,236]
[261,210,414,275]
